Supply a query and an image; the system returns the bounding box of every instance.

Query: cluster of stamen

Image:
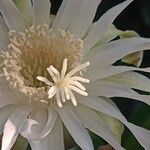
[37,59,90,107]
[0,24,87,106]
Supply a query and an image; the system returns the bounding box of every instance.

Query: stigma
[37,59,90,107]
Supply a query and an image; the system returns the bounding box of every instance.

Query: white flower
[0,0,150,150]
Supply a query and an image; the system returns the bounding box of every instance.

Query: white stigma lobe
[37,59,90,107]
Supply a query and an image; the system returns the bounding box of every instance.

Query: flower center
[37,59,90,107]
[0,24,85,105]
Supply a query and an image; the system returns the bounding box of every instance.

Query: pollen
[37,59,90,107]
[0,24,84,104]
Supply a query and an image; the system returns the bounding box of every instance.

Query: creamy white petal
[87,80,150,105]
[106,71,150,93]
[0,82,27,107]
[21,108,57,140]
[21,109,46,138]
[84,25,122,54]
[0,105,18,134]
[85,65,150,82]
[29,117,64,150]
[0,0,25,31]
[32,0,51,26]
[84,0,134,51]
[1,106,31,150]
[14,0,33,26]
[75,105,125,150]
[68,0,102,37]
[0,15,9,49]
[85,37,150,69]
[29,139,48,150]
[52,0,82,30]
[78,96,150,150]
[56,105,94,150]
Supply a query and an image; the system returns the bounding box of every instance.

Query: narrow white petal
[20,109,51,140]
[20,108,57,141]
[29,117,64,150]
[83,25,122,54]
[2,106,31,150]
[29,138,49,150]
[33,0,51,26]
[52,0,82,30]
[107,71,150,93]
[86,65,150,82]
[84,0,134,51]
[75,105,125,150]
[85,37,150,68]
[0,15,9,49]
[0,105,18,134]
[87,80,150,105]
[0,82,27,108]
[56,105,94,150]
[78,95,150,150]
[0,0,25,31]
[14,0,33,26]
[68,0,102,37]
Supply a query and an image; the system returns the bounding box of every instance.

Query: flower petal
[13,0,33,26]
[0,0,25,31]
[74,105,125,150]
[0,82,27,108]
[84,25,122,54]
[106,71,150,93]
[84,0,134,51]
[87,80,150,105]
[0,105,18,134]
[56,105,94,150]
[1,106,31,150]
[85,37,150,69]
[29,117,64,150]
[28,138,49,150]
[68,0,102,37]
[85,65,150,82]
[78,95,150,150]
[52,0,82,30]
[0,15,9,49]
[21,108,57,140]
[32,0,51,26]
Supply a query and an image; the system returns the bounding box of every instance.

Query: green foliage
[122,104,150,150]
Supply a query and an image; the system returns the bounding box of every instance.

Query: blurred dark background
[50,0,150,149]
